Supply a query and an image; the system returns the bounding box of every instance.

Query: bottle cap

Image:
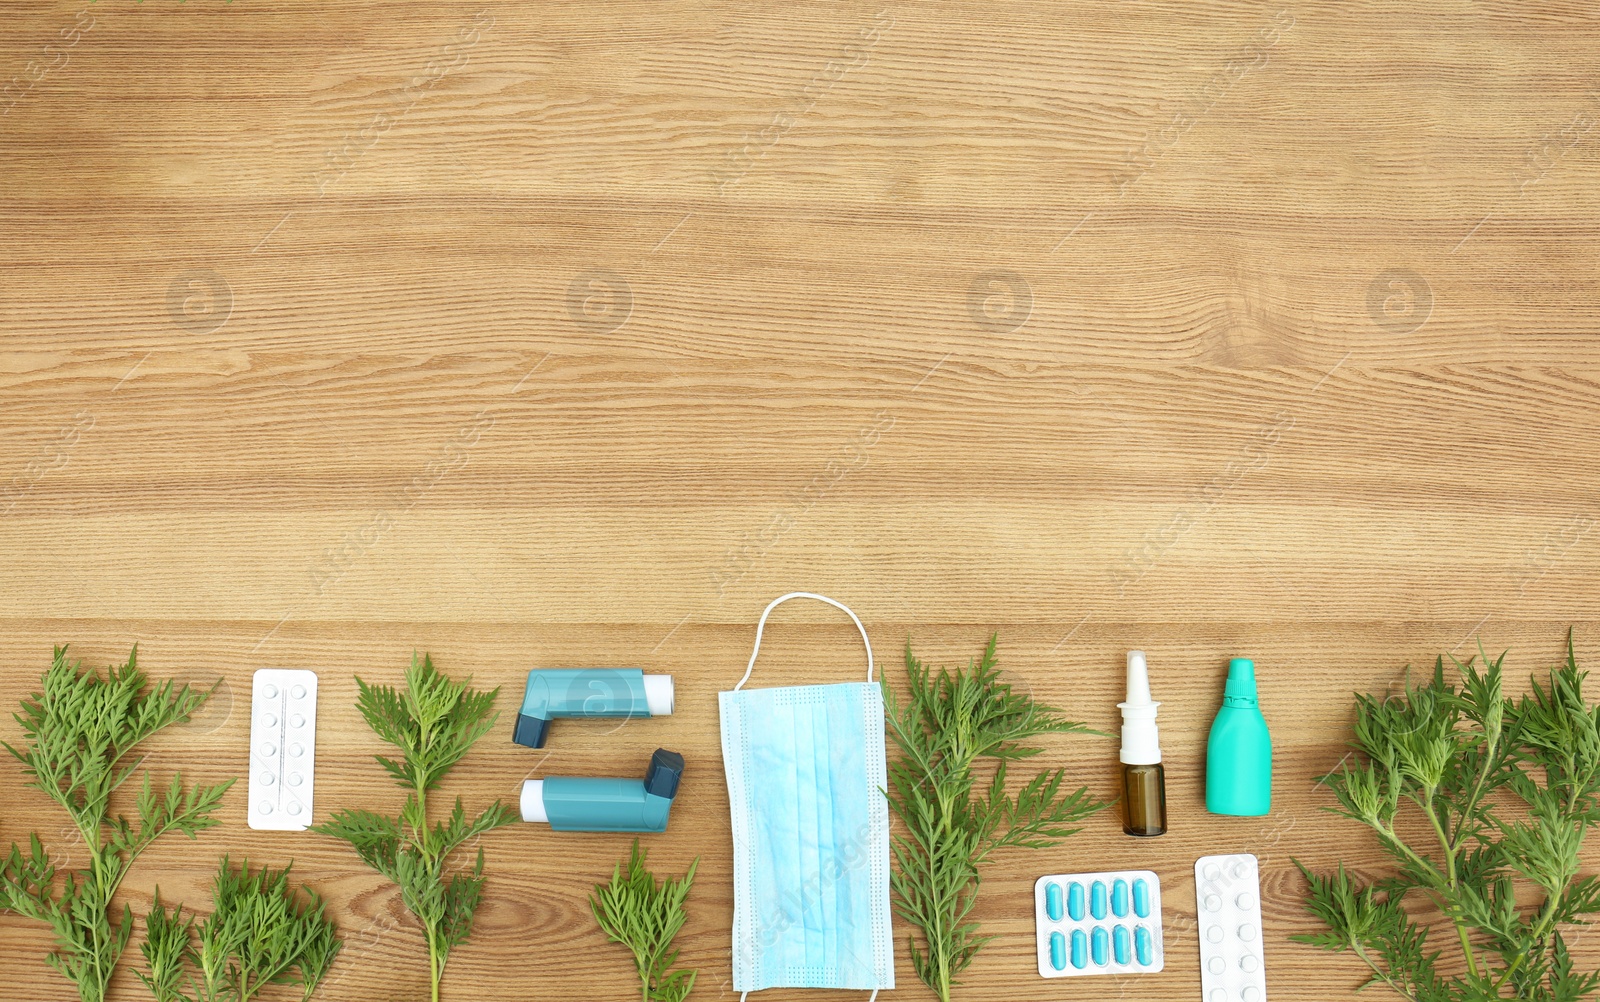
[1223,658,1258,707]
[1117,651,1162,765]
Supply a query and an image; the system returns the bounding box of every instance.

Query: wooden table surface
[4,2,1599,1000]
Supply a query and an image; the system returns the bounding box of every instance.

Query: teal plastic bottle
[1205,658,1272,816]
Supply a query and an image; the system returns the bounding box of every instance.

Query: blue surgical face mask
[720,592,895,998]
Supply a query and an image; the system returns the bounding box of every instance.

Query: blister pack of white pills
[1034,870,1164,977]
[1195,853,1267,1002]
[248,669,317,831]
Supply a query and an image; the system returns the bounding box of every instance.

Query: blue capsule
[1111,879,1129,917]
[1090,881,1108,919]
[1132,878,1151,918]
[1049,931,1066,971]
[1091,925,1109,966]
[1067,882,1086,921]
[1045,882,1063,921]
[1070,929,1088,969]
[1134,924,1153,966]
[1113,924,1131,964]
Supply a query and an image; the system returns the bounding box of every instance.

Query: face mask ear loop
[733,591,873,691]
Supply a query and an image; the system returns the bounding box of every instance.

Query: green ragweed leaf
[1299,632,1600,1002]
[0,646,233,1002]
[884,635,1109,1002]
[590,840,699,1002]
[313,653,516,1002]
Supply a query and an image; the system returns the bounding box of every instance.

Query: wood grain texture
[3,0,1600,999]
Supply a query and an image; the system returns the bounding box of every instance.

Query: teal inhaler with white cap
[520,748,685,833]
[1205,658,1272,816]
[511,668,674,748]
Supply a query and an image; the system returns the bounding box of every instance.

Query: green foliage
[312,653,517,1002]
[1296,633,1600,1002]
[884,636,1108,1002]
[138,857,342,1002]
[0,645,233,1002]
[589,839,699,1002]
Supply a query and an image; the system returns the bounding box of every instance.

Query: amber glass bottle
[1122,762,1167,837]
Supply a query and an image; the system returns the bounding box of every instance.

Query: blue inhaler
[511,668,675,748]
[520,748,684,833]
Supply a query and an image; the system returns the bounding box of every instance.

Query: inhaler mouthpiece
[1118,650,1163,766]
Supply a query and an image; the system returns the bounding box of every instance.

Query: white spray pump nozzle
[1118,650,1162,765]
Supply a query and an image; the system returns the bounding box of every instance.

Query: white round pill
[263,685,278,699]
[259,773,275,786]
[1237,892,1255,909]
[1242,954,1259,973]
[260,743,277,757]
[289,743,303,757]
[258,802,273,814]
[261,713,277,727]
[1208,957,1224,974]
[291,685,306,699]
[286,802,301,816]
[1210,990,1226,1002]
[1204,864,1222,881]
[291,714,306,728]
[1231,861,1248,879]
[1240,924,1257,941]
[287,773,302,787]
[1207,926,1223,943]
[1204,894,1221,912]
[1243,988,1260,1002]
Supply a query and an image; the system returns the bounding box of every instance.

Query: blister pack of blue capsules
[1034,870,1164,977]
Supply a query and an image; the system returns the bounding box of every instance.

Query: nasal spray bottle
[1205,658,1272,816]
[1118,651,1167,837]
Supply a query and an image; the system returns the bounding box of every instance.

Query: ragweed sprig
[312,653,517,1002]
[0,645,233,1002]
[1297,632,1600,1002]
[884,635,1108,1002]
[138,857,342,1002]
[590,839,699,1002]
